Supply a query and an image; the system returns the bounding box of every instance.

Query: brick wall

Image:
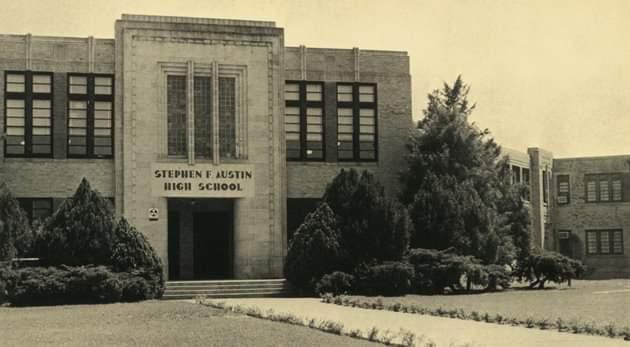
[552,155,630,278]
[0,35,115,199]
[284,47,413,199]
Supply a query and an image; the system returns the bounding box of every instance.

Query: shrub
[0,263,17,304]
[285,203,342,293]
[406,248,481,293]
[37,178,116,266]
[0,183,32,260]
[516,250,586,288]
[315,271,354,296]
[6,265,163,306]
[353,261,414,296]
[8,265,122,306]
[323,169,411,268]
[111,217,163,272]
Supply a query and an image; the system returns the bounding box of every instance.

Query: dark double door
[193,212,233,279]
[168,211,233,280]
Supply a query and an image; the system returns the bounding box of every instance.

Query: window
[284,81,324,161]
[67,74,114,158]
[17,198,53,223]
[558,230,573,258]
[5,71,53,157]
[586,230,624,255]
[522,168,530,185]
[336,83,377,161]
[511,166,521,184]
[219,77,236,159]
[167,75,187,157]
[585,174,623,203]
[194,76,212,159]
[556,175,570,205]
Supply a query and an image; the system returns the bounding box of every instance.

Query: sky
[2,0,629,157]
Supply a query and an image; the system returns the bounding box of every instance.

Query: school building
[0,14,627,281]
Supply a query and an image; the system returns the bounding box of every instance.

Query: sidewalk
[216,298,627,347]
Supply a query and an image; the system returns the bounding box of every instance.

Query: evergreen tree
[0,183,31,260]
[285,203,342,292]
[401,76,529,264]
[323,169,411,268]
[111,217,163,272]
[37,178,116,266]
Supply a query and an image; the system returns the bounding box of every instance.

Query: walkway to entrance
[216,298,624,347]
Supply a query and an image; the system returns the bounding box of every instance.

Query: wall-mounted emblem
[148,207,159,221]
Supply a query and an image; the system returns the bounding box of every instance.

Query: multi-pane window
[585,174,623,203]
[67,74,114,158]
[17,198,53,223]
[219,77,236,159]
[194,77,212,159]
[511,166,521,184]
[336,83,377,161]
[284,81,324,161]
[557,175,570,205]
[167,75,187,157]
[522,168,530,185]
[5,71,53,157]
[586,230,624,255]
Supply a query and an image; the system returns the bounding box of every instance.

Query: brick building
[506,148,630,278]
[3,14,628,281]
[0,15,412,280]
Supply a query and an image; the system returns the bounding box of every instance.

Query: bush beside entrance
[0,179,164,306]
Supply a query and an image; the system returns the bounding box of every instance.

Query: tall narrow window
[167,75,187,157]
[557,174,570,205]
[219,77,236,159]
[336,83,377,161]
[67,74,113,158]
[284,81,324,161]
[194,77,212,159]
[5,71,52,157]
[511,166,521,184]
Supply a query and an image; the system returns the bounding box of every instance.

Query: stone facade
[0,14,412,281]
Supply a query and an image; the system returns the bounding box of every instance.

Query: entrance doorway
[167,199,234,280]
[193,212,233,279]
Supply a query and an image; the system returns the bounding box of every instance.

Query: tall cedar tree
[37,178,116,266]
[323,169,411,269]
[400,76,529,264]
[0,183,31,260]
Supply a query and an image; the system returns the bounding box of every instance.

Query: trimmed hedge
[3,265,162,306]
[516,250,586,288]
[353,261,415,296]
[315,271,354,296]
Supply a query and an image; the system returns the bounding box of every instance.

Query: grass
[0,300,382,347]
[324,279,630,339]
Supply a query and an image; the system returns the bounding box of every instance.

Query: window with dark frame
[586,229,623,255]
[167,75,187,157]
[284,81,324,161]
[194,76,212,160]
[5,71,53,157]
[557,174,570,205]
[336,83,377,161]
[17,198,53,223]
[67,74,114,158]
[511,166,521,184]
[585,173,623,203]
[219,77,237,159]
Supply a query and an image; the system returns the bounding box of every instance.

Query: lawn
[348,279,630,327]
[0,300,381,347]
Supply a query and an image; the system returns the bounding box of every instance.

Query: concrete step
[162,278,291,299]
